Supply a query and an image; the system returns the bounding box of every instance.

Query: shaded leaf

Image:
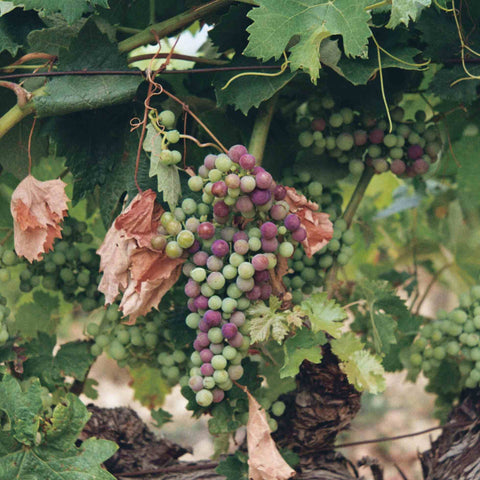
[129,364,171,408]
[387,0,431,29]
[151,408,172,428]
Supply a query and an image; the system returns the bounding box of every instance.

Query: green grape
[188,176,204,192]
[209,295,223,309]
[278,242,294,258]
[109,340,127,361]
[298,131,314,148]
[271,401,286,417]
[342,230,355,245]
[166,241,183,259]
[196,389,213,407]
[0,269,10,282]
[87,323,100,337]
[2,250,17,266]
[159,110,176,129]
[349,160,365,176]
[208,328,223,344]
[318,255,333,269]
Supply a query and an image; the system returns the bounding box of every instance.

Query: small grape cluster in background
[295,95,443,177]
[87,306,190,387]
[20,217,103,312]
[280,170,355,304]
[153,145,308,407]
[408,284,480,417]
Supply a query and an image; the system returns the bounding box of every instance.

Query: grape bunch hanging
[156,145,315,407]
[295,96,443,177]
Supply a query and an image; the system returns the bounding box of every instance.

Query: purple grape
[251,188,271,205]
[284,214,300,231]
[291,227,307,242]
[260,283,272,300]
[311,118,326,131]
[222,323,238,339]
[212,181,227,197]
[198,222,215,239]
[274,185,286,200]
[200,348,214,363]
[369,129,384,144]
[246,286,261,300]
[230,311,246,327]
[390,159,406,175]
[185,280,201,298]
[189,376,204,392]
[187,298,197,313]
[255,170,273,189]
[413,158,430,174]
[210,343,224,354]
[204,154,217,169]
[354,130,368,146]
[213,201,229,218]
[194,295,209,310]
[198,319,210,332]
[198,165,209,177]
[201,363,214,376]
[254,270,269,283]
[207,255,223,271]
[408,144,424,160]
[270,203,288,221]
[214,214,228,224]
[211,239,229,257]
[406,165,416,177]
[229,332,244,348]
[225,173,240,189]
[260,221,278,239]
[236,196,254,213]
[252,254,269,271]
[233,231,248,243]
[234,239,249,255]
[252,166,265,175]
[193,251,208,266]
[212,388,225,403]
[261,237,279,253]
[197,332,210,348]
[228,144,248,163]
[188,240,200,254]
[239,153,256,170]
[193,339,202,351]
[204,310,222,327]
[236,276,255,292]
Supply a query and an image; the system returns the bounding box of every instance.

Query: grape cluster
[296,96,443,177]
[280,169,355,303]
[0,245,18,346]
[21,218,103,312]
[408,284,480,411]
[87,306,190,385]
[150,109,183,166]
[155,145,305,407]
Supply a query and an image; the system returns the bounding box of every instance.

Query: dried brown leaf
[244,387,296,480]
[10,175,68,262]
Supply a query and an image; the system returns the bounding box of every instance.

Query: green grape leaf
[208,402,240,435]
[330,332,364,361]
[44,394,90,449]
[27,20,83,55]
[151,408,173,428]
[430,66,480,105]
[34,20,141,117]
[0,8,44,56]
[247,298,302,344]
[129,365,171,409]
[13,0,109,24]
[14,291,59,338]
[216,451,249,480]
[149,161,182,211]
[387,0,431,29]
[244,0,372,83]
[209,4,252,53]
[0,375,43,445]
[280,328,327,378]
[213,57,296,115]
[299,292,347,338]
[334,44,423,85]
[55,341,95,381]
[339,349,386,394]
[83,378,99,400]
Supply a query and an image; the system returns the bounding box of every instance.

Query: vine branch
[248,94,278,165]
[118,0,234,53]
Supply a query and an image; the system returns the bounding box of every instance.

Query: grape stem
[248,94,278,165]
[326,167,374,296]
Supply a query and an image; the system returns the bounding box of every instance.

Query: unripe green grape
[390,147,404,159]
[459,292,472,308]
[196,389,213,406]
[212,354,227,370]
[349,160,365,176]
[213,369,229,384]
[191,351,202,366]
[2,250,17,266]
[201,283,214,297]
[182,198,197,216]
[215,153,233,172]
[223,346,237,360]
[279,242,294,258]
[170,150,182,164]
[307,181,323,197]
[451,309,467,324]
[237,297,250,310]
[144,333,158,348]
[229,253,244,267]
[298,170,311,182]
[218,379,233,391]
[109,340,127,360]
[208,295,223,310]
[191,267,207,283]
[433,346,446,360]
[271,401,286,417]
[464,320,475,333]
[336,253,349,266]
[90,344,103,356]
[342,230,355,245]
[248,237,262,252]
[301,267,316,283]
[208,328,223,344]
[159,110,176,128]
[238,262,255,279]
[318,255,333,269]
[431,330,442,342]
[86,322,100,337]
[166,366,180,380]
[166,129,180,144]
[208,169,223,182]
[188,175,204,192]
[446,341,460,356]
[298,131,314,148]
[223,265,237,280]
[329,113,343,128]
[166,241,183,259]
[466,334,479,347]
[166,220,182,236]
[470,347,480,362]
[222,297,237,313]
